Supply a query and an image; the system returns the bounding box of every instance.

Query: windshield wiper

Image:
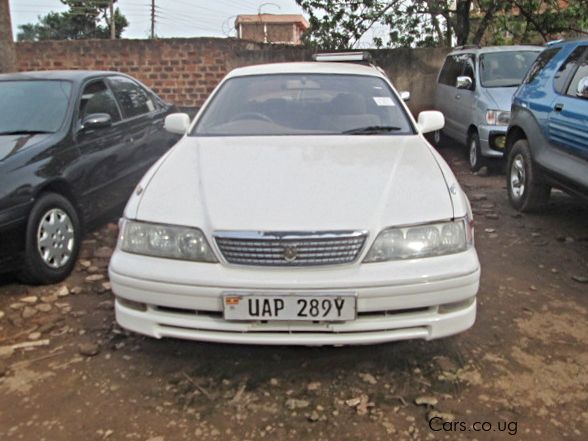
[0,130,54,136]
[342,125,403,135]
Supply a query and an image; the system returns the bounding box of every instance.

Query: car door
[453,53,476,144]
[107,76,175,187]
[548,45,588,162]
[73,78,130,222]
[435,55,461,139]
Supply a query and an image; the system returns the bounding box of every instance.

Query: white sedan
[109,55,480,346]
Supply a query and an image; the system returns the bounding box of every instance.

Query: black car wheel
[18,193,81,285]
[507,139,551,212]
[467,131,485,172]
[432,130,444,147]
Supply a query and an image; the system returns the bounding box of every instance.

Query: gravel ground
[0,144,587,441]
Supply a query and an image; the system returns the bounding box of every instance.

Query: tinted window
[439,55,463,86]
[0,80,72,134]
[79,80,121,123]
[192,74,414,136]
[463,57,475,80]
[524,47,560,84]
[554,46,586,93]
[109,76,155,118]
[566,60,588,97]
[479,51,539,87]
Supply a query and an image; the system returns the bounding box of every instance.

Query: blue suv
[506,39,588,211]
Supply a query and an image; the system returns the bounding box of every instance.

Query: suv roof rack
[452,44,481,51]
[544,39,564,46]
[312,52,373,65]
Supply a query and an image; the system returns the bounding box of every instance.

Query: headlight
[119,219,217,262]
[363,218,473,263]
[485,110,510,126]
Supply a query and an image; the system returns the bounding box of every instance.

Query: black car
[0,70,180,284]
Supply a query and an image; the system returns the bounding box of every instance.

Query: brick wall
[15,38,449,114]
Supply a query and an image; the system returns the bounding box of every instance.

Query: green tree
[295,0,588,49]
[17,0,129,41]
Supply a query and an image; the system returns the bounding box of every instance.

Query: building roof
[226,62,384,79]
[235,14,309,29]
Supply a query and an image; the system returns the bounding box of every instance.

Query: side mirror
[82,113,112,131]
[417,111,445,134]
[164,113,191,135]
[576,76,588,99]
[456,76,473,90]
[399,91,411,102]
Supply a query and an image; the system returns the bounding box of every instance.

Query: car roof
[0,70,129,83]
[226,62,385,79]
[449,45,543,55]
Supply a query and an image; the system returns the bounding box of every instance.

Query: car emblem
[282,246,298,262]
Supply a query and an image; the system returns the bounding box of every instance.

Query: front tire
[467,131,485,172]
[432,130,444,147]
[507,139,551,212]
[18,193,81,285]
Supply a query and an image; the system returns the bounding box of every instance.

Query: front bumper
[478,125,508,158]
[109,248,480,346]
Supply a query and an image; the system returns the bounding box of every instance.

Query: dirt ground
[1,144,587,441]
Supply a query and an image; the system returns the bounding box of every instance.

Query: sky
[9,0,306,40]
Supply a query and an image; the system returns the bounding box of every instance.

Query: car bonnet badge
[283,246,298,262]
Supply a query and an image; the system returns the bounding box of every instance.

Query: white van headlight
[363,218,473,263]
[119,219,217,262]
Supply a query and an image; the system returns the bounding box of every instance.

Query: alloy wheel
[37,208,75,268]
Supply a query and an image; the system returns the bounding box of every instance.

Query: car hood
[483,86,518,110]
[0,133,53,162]
[134,136,454,233]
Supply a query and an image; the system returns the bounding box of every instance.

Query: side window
[566,60,588,98]
[524,47,560,84]
[461,54,476,89]
[554,46,586,93]
[438,55,462,86]
[79,80,121,123]
[108,76,155,119]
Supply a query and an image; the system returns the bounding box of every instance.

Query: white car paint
[110,61,480,346]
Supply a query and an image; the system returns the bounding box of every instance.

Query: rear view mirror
[576,77,588,99]
[456,76,473,90]
[399,91,411,101]
[417,111,444,134]
[164,113,191,135]
[82,113,112,131]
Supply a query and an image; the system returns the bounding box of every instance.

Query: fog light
[438,297,475,314]
[117,297,147,312]
[493,135,506,149]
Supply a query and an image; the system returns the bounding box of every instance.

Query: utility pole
[110,0,116,39]
[0,0,16,73]
[150,0,156,39]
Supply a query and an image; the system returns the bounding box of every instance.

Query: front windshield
[192,74,414,136]
[0,80,72,134]
[479,51,540,88]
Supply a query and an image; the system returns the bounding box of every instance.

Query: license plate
[223,293,356,322]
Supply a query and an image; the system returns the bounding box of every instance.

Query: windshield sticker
[373,97,395,106]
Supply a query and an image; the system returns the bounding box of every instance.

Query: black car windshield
[0,80,72,134]
[192,74,414,136]
[479,51,540,88]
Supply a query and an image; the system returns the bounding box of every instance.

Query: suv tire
[18,193,81,285]
[467,131,485,172]
[432,130,444,147]
[507,139,551,212]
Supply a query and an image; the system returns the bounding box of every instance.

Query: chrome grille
[214,231,367,266]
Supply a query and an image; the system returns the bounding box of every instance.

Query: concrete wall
[15,37,449,114]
